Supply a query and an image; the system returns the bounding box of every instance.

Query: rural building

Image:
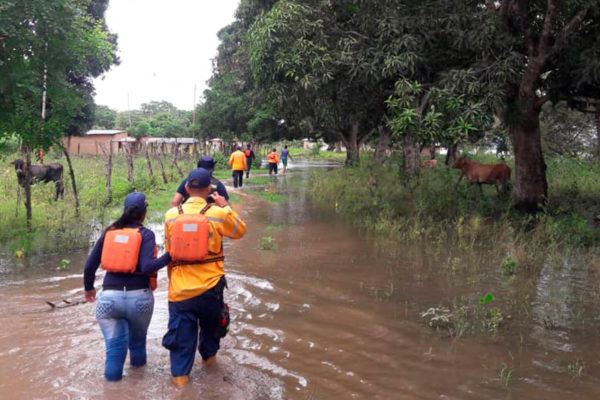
[63,130,129,155]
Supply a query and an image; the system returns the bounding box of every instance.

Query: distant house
[140,137,200,154]
[63,130,129,155]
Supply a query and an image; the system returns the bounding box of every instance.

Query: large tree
[0,0,117,219]
[449,1,600,211]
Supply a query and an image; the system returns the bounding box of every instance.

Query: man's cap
[197,155,215,170]
[124,192,147,211]
[187,168,212,189]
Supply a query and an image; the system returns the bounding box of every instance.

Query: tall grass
[0,152,229,253]
[310,155,600,248]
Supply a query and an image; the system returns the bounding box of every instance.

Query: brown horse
[453,157,510,194]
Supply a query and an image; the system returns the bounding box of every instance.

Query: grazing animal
[11,159,64,200]
[453,156,510,194]
[422,159,438,168]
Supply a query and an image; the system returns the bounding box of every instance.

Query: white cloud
[93,0,239,111]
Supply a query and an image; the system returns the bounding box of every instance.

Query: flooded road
[1,161,600,399]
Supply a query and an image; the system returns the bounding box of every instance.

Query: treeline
[94,101,194,138]
[197,0,600,211]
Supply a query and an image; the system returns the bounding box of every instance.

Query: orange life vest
[101,228,142,273]
[245,149,251,157]
[170,205,211,262]
[268,152,279,163]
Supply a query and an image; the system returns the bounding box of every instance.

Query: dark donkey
[11,159,64,200]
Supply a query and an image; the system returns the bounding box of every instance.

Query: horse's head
[453,157,467,169]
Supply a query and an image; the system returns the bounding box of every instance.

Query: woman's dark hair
[106,206,145,231]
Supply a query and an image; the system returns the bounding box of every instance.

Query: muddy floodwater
[1,161,600,399]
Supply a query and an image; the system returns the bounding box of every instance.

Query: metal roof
[86,130,126,135]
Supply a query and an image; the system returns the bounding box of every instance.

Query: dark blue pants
[232,170,244,188]
[162,285,223,377]
[245,160,252,178]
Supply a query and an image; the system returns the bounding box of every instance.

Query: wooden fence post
[171,142,184,178]
[124,143,134,185]
[99,143,112,204]
[144,144,154,182]
[60,144,80,214]
[153,144,168,184]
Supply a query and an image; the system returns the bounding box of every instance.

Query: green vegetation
[246,189,287,203]
[261,236,275,251]
[0,151,242,254]
[310,156,600,248]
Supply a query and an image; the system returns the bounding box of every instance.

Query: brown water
[1,161,600,399]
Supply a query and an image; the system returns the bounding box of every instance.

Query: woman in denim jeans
[84,192,171,381]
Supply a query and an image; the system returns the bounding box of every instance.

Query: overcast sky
[93,0,239,112]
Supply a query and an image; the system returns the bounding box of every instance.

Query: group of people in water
[83,155,247,388]
[227,144,292,188]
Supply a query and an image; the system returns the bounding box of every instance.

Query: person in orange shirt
[228,146,247,188]
[162,168,246,388]
[267,148,279,175]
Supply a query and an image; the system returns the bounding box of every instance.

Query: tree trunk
[429,144,436,160]
[445,144,458,166]
[154,145,168,184]
[23,149,33,225]
[595,103,600,158]
[509,105,548,212]
[61,146,80,214]
[144,145,155,182]
[342,121,360,166]
[402,133,420,173]
[374,125,391,166]
[99,144,112,204]
[124,143,134,184]
[171,143,184,178]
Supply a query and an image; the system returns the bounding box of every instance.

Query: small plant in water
[261,236,275,250]
[567,359,585,377]
[57,259,70,271]
[479,293,495,304]
[501,255,518,275]
[499,364,514,387]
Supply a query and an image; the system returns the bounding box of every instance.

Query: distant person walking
[244,144,256,178]
[267,148,279,175]
[280,145,292,174]
[229,146,247,188]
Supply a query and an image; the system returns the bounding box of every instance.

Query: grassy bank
[0,152,250,254]
[309,155,600,248]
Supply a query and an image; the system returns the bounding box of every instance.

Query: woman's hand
[85,289,96,303]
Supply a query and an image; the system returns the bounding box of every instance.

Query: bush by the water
[310,155,600,248]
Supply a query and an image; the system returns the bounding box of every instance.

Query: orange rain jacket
[228,150,248,171]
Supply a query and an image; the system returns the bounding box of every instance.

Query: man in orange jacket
[163,168,246,388]
[228,146,247,188]
[267,148,279,175]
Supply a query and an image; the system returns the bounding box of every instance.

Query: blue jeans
[96,288,154,381]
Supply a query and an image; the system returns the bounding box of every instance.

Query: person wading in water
[229,145,247,188]
[170,155,229,207]
[267,148,279,175]
[162,168,247,388]
[83,192,171,381]
[244,144,256,178]
[280,145,292,174]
